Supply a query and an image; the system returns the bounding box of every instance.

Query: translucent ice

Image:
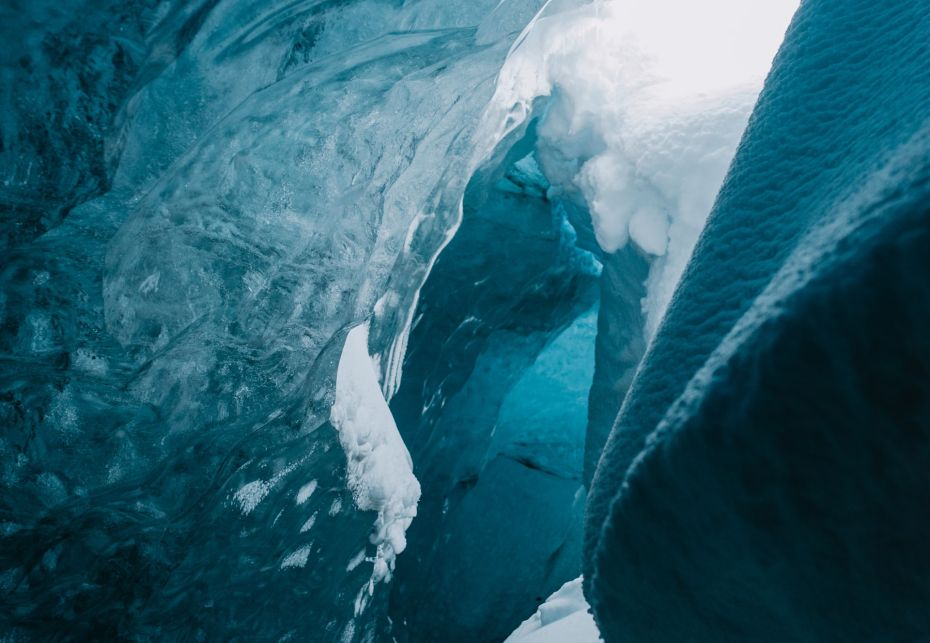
[0,1,550,639]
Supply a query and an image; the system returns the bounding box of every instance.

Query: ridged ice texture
[585,1,930,640]
[0,1,543,640]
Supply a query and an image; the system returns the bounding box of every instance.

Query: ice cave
[2,0,930,641]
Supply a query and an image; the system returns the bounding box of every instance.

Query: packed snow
[295,480,318,505]
[233,460,302,515]
[485,0,798,334]
[280,545,313,570]
[506,577,600,643]
[331,323,421,590]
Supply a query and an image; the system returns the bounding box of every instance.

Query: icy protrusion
[505,577,601,642]
[299,513,317,534]
[346,549,367,572]
[485,0,798,334]
[328,498,343,516]
[331,323,420,588]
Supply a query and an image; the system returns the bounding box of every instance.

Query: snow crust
[485,0,797,333]
[280,545,313,570]
[331,323,420,589]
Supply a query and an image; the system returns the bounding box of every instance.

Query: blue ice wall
[0,1,547,640]
[585,1,930,640]
[388,147,599,642]
[0,0,181,248]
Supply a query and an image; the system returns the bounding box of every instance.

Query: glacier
[3,0,930,641]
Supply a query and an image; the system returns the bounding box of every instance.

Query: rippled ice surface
[0,1,546,639]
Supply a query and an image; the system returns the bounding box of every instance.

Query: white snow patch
[280,545,313,569]
[138,271,160,294]
[300,512,318,533]
[506,577,601,643]
[485,0,798,335]
[233,460,302,516]
[234,480,270,515]
[296,480,318,505]
[346,549,367,572]
[331,323,421,591]
[328,498,343,516]
[340,620,355,643]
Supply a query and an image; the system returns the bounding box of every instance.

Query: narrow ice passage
[452,1,799,637]
[0,0,822,640]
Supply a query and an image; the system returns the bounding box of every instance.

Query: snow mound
[506,577,601,643]
[485,0,797,333]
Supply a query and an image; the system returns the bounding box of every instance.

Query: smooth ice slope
[387,153,598,641]
[585,1,930,640]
